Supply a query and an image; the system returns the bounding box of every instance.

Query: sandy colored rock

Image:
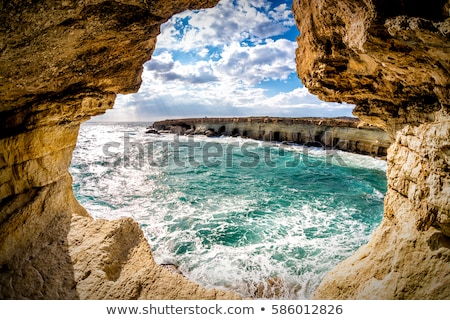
[153,116,391,157]
[69,215,238,299]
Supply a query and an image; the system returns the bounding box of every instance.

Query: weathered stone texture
[153,116,391,157]
[293,0,450,299]
[69,215,237,299]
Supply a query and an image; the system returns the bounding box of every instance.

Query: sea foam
[70,122,387,299]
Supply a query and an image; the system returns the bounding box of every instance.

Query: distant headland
[152,117,391,158]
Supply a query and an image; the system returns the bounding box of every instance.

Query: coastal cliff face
[153,117,391,157]
[0,0,238,299]
[293,0,450,298]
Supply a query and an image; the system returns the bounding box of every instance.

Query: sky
[94,0,354,122]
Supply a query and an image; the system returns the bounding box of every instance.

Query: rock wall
[153,117,391,157]
[0,0,238,299]
[293,0,450,298]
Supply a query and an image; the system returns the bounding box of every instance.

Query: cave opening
[71,0,387,299]
[273,131,281,141]
[231,127,240,136]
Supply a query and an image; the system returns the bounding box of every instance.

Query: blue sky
[95,0,354,122]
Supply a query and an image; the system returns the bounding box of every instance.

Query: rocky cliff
[0,0,238,299]
[1,0,449,300]
[153,116,391,157]
[293,0,450,298]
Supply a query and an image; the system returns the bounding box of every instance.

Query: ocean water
[70,122,387,299]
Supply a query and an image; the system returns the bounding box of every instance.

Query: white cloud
[269,3,295,25]
[215,38,296,85]
[156,0,294,53]
[95,0,355,122]
[144,36,296,89]
[102,79,353,122]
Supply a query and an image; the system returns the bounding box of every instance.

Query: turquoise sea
[70,122,387,299]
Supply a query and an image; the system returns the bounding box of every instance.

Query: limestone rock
[293,0,450,299]
[154,116,391,157]
[69,215,238,299]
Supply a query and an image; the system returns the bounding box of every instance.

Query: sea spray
[70,122,387,299]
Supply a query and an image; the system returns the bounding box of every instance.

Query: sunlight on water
[70,122,387,299]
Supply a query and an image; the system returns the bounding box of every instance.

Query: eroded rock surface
[293,0,450,298]
[0,0,240,299]
[153,116,391,157]
[69,215,236,299]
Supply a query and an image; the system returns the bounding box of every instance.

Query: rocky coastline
[152,116,391,157]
